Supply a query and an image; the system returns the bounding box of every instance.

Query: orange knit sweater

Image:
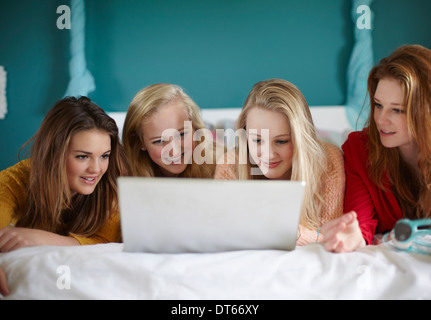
[0,159,120,245]
[214,142,346,246]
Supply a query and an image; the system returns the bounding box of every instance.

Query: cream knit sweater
[214,142,346,246]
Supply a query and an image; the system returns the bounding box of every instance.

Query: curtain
[64,0,95,98]
[345,0,374,130]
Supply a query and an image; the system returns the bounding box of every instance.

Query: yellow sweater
[214,142,346,245]
[0,159,120,245]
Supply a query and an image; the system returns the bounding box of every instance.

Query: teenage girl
[122,83,219,178]
[321,45,431,252]
[214,79,346,245]
[0,97,126,295]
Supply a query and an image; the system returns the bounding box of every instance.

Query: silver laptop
[118,177,305,253]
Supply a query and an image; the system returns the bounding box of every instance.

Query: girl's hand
[0,227,79,252]
[0,267,9,297]
[320,211,366,253]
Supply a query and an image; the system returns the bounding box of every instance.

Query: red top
[342,130,403,244]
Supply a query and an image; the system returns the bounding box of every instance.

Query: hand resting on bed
[0,227,79,253]
[0,267,8,297]
[320,211,366,253]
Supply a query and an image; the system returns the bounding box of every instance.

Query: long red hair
[367,45,431,218]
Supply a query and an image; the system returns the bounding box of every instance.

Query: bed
[2,107,429,301]
[108,105,353,149]
[1,242,430,300]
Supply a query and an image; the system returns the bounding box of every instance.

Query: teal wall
[1,0,431,170]
[84,0,351,109]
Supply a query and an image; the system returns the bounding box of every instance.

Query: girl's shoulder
[0,159,31,227]
[214,149,238,180]
[342,130,370,166]
[321,142,343,168]
[342,130,369,153]
[0,159,31,184]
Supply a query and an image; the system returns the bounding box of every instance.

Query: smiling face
[373,77,416,158]
[140,99,194,177]
[66,129,111,196]
[246,107,294,179]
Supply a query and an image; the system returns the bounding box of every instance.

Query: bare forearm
[0,227,80,252]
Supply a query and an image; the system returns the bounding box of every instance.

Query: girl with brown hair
[0,96,126,249]
[0,96,126,296]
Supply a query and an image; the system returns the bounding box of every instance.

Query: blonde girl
[122,83,217,178]
[215,79,345,245]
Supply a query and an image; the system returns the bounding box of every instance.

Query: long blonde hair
[236,79,328,229]
[122,83,216,178]
[367,44,431,219]
[17,97,127,236]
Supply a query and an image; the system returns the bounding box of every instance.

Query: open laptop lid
[118,177,305,253]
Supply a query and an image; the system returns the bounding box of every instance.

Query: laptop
[118,177,305,253]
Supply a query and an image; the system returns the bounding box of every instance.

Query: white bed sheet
[1,243,430,300]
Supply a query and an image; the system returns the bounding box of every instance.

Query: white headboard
[108,105,352,148]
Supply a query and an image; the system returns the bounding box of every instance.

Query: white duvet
[1,243,430,300]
